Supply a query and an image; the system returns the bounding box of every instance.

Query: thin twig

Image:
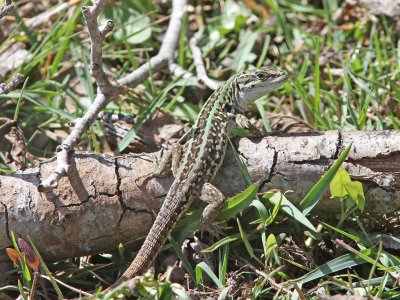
[190,34,221,90]
[38,0,187,191]
[82,2,114,96]
[0,73,24,94]
[0,0,13,21]
[119,0,187,87]
[38,0,116,192]
[169,62,197,80]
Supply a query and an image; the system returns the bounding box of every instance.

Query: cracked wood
[0,130,400,284]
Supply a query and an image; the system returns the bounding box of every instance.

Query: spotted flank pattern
[109,67,289,288]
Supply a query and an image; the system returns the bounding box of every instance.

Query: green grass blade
[202,234,240,253]
[300,144,352,215]
[219,244,229,285]
[13,76,29,121]
[17,280,28,300]
[298,251,369,284]
[169,237,196,283]
[314,36,321,114]
[195,262,223,288]
[227,138,252,185]
[268,192,317,232]
[321,222,365,244]
[218,286,232,300]
[255,98,272,132]
[11,10,37,45]
[265,192,283,227]
[250,199,269,222]
[237,219,255,259]
[117,82,177,152]
[27,237,64,298]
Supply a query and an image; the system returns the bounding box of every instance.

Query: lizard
[108,66,289,289]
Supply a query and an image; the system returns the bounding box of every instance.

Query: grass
[1,0,400,299]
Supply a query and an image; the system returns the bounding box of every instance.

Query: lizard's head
[235,66,288,106]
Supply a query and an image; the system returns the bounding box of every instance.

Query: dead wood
[0,130,399,267]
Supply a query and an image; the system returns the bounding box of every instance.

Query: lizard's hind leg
[198,183,226,237]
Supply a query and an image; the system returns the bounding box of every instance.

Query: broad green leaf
[250,199,269,222]
[340,248,389,271]
[265,192,283,227]
[268,192,317,233]
[159,284,173,300]
[369,234,400,251]
[330,166,351,198]
[171,284,192,300]
[345,181,365,212]
[349,276,395,288]
[217,183,260,221]
[196,262,223,288]
[218,286,232,300]
[173,209,202,244]
[265,234,278,258]
[300,144,352,215]
[175,184,259,243]
[220,0,250,31]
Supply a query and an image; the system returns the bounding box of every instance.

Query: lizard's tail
[106,192,186,290]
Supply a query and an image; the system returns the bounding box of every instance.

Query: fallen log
[0,130,399,269]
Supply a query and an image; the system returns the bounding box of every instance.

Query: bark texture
[0,130,399,265]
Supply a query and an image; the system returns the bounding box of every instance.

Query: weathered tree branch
[1,131,399,271]
[38,0,116,192]
[0,0,13,21]
[189,34,221,90]
[0,73,24,95]
[38,0,188,191]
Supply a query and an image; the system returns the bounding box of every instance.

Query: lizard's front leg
[198,183,226,237]
[134,143,183,185]
[154,143,183,177]
[154,127,196,177]
[227,112,265,136]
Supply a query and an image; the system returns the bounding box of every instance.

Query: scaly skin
[108,66,288,289]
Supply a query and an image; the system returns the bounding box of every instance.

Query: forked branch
[38,0,187,191]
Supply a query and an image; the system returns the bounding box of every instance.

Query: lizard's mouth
[272,73,289,84]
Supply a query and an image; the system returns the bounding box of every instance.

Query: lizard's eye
[256,73,267,80]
